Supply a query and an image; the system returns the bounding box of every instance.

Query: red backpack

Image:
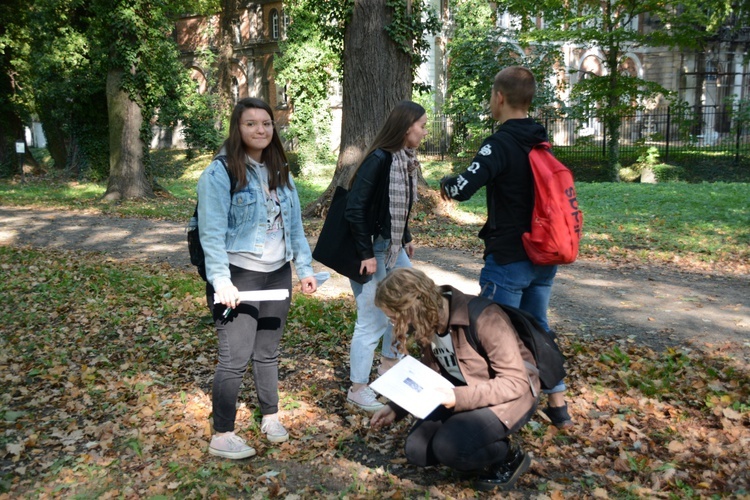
[522,142,582,265]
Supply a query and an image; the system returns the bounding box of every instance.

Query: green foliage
[164,34,225,155]
[495,0,735,179]
[295,0,439,85]
[444,0,561,152]
[179,91,224,154]
[384,0,441,91]
[275,0,338,169]
[3,0,218,181]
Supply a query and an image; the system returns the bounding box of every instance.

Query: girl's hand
[370,405,396,429]
[434,387,456,409]
[360,257,377,276]
[404,242,415,258]
[300,276,317,295]
[215,284,240,308]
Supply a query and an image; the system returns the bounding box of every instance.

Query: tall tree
[299,0,439,216]
[28,0,110,178]
[7,0,217,191]
[89,0,199,200]
[0,0,39,175]
[496,0,737,180]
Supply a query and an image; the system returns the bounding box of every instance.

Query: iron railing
[419,105,750,164]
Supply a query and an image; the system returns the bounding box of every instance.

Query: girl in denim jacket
[197,98,317,459]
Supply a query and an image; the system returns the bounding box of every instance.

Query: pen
[223,306,233,319]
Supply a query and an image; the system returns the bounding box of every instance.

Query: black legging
[404,406,510,472]
[207,263,292,433]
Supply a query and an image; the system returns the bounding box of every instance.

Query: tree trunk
[605,51,621,182]
[38,108,68,171]
[216,0,237,111]
[303,0,412,217]
[102,68,154,200]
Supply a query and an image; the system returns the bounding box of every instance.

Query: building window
[705,60,718,82]
[232,77,240,104]
[232,19,241,45]
[283,11,290,38]
[276,82,289,108]
[271,10,279,40]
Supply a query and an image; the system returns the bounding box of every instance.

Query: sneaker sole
[346,398,385,413]
[265,432,290,444]
[474,453,532,491]
[208,446,257,460]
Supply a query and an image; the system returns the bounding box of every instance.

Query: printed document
[214,289,289,304]
[370,356,454,419]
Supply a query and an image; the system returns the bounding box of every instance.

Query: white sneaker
[261,414,289,443]
[347,386,385,412]
[208,432,256,459]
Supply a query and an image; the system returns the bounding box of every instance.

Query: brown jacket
[419,286,541,432]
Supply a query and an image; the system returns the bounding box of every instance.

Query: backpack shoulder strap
[193,156,237,219]
[214,155,237,194]
[465,296,496,357]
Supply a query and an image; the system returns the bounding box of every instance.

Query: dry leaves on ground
[0,246,748,498]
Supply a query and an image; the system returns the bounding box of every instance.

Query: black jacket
[345,149,414,260]
[441,118,548,264]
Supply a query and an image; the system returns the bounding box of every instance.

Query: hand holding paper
[369,356,454,419]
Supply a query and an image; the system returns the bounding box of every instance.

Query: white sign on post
[15,141,25,154]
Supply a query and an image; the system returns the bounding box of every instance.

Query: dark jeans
[404,406,510,472]
[207,263,292,433]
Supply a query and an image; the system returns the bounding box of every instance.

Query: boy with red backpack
[440,66,577,429]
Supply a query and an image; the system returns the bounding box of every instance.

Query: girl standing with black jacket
[344,101,428,411]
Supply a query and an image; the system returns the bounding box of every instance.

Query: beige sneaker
[261,414,289,443]
[347,386,385,412]
[208,432,256,459]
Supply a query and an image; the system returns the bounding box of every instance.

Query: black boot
[542,403,574,429]
[474,445,531,491]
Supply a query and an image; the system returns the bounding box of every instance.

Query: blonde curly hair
[374,268,445,353]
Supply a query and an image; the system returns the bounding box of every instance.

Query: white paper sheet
[213,289,289,304]
[369,355,455,419]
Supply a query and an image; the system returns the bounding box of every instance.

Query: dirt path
[1,205,748,361]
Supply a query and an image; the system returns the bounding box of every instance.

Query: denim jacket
[194,157,314,291]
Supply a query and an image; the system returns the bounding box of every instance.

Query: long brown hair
[374,268,444,353]
[220,97,291,191]
[348,100,426,188]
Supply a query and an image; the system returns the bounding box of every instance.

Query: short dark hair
[493,66,536,110]
[221,97,291,191]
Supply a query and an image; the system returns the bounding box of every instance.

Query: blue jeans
[479,255,565,394]
[349,237,411,385]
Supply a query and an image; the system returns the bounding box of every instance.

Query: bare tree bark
[102,68,154,200]
[216,0,238,110]
[38,108,67,171]
[303,0,412,217]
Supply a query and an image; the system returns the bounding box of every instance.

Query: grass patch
[1,148,749,272]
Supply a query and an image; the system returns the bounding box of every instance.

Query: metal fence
[419,105,750,164]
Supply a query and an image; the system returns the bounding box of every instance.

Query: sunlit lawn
[0,150,748,270]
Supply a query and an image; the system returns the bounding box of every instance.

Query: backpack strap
[193,155,236,219]
[466,296,539,396]
[465,296,496,358]
[215,155,237,194]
